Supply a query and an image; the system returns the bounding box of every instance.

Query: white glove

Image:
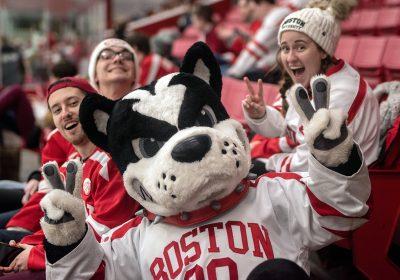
[289,75,353,167]
[40,160,86,246]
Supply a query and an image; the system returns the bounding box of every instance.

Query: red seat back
[383,36,400,80]
[353,36,387,87]
[341,10,361,34]
[384,0,400,6]
[377,7,400,35]
[335,36,359,65]
[352,170,400,279]
[171,38,198,60]
[356,9,379,34]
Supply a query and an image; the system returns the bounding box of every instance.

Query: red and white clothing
[23,147,141,270]
[139,54,178,86]
[227,6,291,77]
[81,148,141,240]
[6,129,77,232]
[245,60,380,172]
[41,129,76,166]
[45,152,370,279]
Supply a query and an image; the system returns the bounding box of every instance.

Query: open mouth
[291,67,305,77]
[65,122,78,130]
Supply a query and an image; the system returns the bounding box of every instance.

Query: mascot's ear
[79,94,116,153]
[180,41,222,96]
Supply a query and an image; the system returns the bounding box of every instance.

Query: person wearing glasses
[88,38,139,101]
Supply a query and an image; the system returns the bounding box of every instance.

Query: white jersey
[227,6,292,77]
[245,60,380,172]
[45,152,370,280]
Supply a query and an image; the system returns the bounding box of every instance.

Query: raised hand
[40,160,86,246]
[289,75,353,167]
[242,78,266,119]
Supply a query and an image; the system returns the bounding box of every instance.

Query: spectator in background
[0,37,35,148]
[0,86,35,148]
[190,4,229,58]
[49,59,78,83]
[227,0,292,80]
[88,38,138,100]
[126,33,178,86]
[0,36,25,87]
[217,0,262,59]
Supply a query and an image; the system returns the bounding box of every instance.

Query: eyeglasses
[99,49,134,61]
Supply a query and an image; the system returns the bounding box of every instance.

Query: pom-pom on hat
[47,77,97,103]
[278,0,358,56]
[87,38,138,91]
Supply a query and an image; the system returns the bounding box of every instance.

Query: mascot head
[80,42,251,220]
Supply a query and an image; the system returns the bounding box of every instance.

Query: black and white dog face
[80,42,251,216]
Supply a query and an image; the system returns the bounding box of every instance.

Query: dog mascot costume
[39,42,370,279]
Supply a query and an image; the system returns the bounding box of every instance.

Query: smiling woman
[242,0,381,174]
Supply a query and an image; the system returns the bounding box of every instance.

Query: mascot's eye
[132,138,165,159]
[195,105,217,127]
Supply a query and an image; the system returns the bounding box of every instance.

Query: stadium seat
[352,170,400,279]
[353,36,387,88]
[221,77,279,124]
[384,0,400,6]
[383,36,400,80]
[182,26,201,39]
[359,0,382,8]
[356,9,379,35]
[377,7,400,35]
[341,10,361,35]
[335,36,359,65]
[171,37,198,60]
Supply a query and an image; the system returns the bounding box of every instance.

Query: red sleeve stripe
[110,217,142,241]
[245,46,261,60]
[253,40,269,54]
[347,77,367,124]
[285,157,292,172]
[285,135,299,148]
[305,186,348,217]
[256,172,303,185]
[280,156,289,171]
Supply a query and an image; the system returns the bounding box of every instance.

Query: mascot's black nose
[171,134,212,163]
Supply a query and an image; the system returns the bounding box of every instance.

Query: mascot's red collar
[140,178,254,227]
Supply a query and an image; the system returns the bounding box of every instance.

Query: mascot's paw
[40,160,86,246]
[289,75,353,167]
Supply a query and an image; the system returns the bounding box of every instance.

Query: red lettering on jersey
[150,257,168,279]
[207,257,238,280]
[226,221,249,254]
[163,241,183,278]
[184,264,205,280]
[247,223,274,258]
[199,222,223,253]
[180,228,201,265]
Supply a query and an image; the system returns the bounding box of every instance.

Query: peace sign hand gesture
[289,75,354,167]
[40,160,86,246]
[242,78,266,119]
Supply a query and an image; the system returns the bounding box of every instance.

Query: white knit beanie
[88,38,139,91]
[278,0,358,56]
